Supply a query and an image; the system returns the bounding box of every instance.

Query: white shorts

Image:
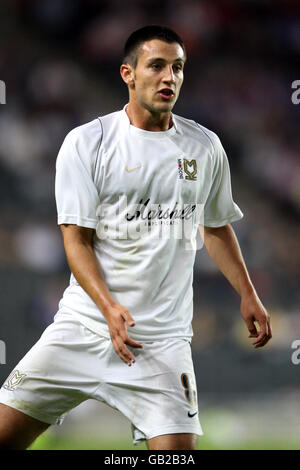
[0,312,203,444]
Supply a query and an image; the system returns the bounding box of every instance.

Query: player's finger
[267,316,272,339]
[252,332,267,346]
[254,324,272,348]
[248,332,258,338]
[245,318,258,337]
[122,309,135,327]
[114,337,136,366]
[252,320,267,345]
[124,335,143,349]
[252,332,269,348]
[254,336,269,348]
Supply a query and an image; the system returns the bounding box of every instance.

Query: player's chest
[100,137,212,204]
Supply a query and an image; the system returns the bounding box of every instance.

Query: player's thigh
[147,432,198,450]
[0,315,102,428]
[0,403,50,449]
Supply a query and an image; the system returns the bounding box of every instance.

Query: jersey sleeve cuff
[204,211,244,227]
[57,214,98,229]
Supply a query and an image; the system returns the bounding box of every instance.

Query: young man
[0,25,272,450]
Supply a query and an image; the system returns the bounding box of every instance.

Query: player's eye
[151,64,161,70]
[173,65,183,72]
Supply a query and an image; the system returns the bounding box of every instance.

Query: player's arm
[202,223,272,348]
[59,223,142,365]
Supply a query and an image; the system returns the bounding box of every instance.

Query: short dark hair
[123,25,186,68]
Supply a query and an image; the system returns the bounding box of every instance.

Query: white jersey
[55,105,243,341]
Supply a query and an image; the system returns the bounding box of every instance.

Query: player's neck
[126,102,173,132]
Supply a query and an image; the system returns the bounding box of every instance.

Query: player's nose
[162,65,175,84]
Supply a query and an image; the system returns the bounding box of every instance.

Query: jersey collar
[122,104,177,139]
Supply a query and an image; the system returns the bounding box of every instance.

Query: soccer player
[0,25,271,450]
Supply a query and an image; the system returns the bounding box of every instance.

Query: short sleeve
[204,134,243,227]
[55,128,100,229]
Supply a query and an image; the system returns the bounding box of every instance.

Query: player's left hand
[240,291,272,348]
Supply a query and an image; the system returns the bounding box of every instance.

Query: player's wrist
[238,276,256,299]
[97,296,118,317]
[240,284,258,303]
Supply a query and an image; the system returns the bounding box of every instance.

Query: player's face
[132,39,185,114]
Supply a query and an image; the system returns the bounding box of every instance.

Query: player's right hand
[104,304,143,366]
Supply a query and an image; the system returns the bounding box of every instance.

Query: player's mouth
[158,88,175,100]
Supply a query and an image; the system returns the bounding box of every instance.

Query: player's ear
[120,63,135,88]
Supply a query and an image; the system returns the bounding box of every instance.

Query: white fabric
[55,105,243,340]
[0,313,203,443]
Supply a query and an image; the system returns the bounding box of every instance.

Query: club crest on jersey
[3,370,27,391]
[178,158,197,181]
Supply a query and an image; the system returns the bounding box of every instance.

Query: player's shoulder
[66,111,121,141]
[66,109,123,149]
[61,117,100,151]
[173,113,222,153]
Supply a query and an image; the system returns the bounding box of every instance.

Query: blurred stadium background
[0,0,299,450]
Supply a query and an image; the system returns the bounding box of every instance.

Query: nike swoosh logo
[188,411,198,418]
[125,165,141,173]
